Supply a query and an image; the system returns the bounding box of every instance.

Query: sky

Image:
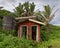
[0,0,60,26]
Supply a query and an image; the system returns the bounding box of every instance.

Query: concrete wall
[18,21,41,41]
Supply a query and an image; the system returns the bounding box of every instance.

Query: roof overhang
[15,16,46,25]
[15,16,36,20]
[29,19,46,25]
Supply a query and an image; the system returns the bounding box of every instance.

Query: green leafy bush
[0,30,16,36]
[0,19,2,29]
[41,26,49,41]
[0,34,38,48]
[41,31,49,41]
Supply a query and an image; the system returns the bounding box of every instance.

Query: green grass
[39,25,60,48]
[50,25,60,39]
[38,39,60,48]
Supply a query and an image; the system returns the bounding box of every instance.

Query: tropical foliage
[14,2,35,17]
[0,2,59,48]
[36,5,57,32]
[0,7,11,19]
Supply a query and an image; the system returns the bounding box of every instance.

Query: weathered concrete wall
[2,16,16,30]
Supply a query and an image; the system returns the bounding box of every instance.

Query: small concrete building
[16,16,45,41]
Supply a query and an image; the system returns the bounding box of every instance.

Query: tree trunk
[46,24,50,33]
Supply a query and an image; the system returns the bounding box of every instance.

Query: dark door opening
[21,26,27,39]
[31,26,37,40]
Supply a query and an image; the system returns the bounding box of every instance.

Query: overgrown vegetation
[0,34,38,48]
[41,28,49,41]
[0,1,60,48]
[0,25,60,48]
[1,15,60,48]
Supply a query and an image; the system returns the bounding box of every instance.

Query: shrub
[0,19,2,29]
[0,34,5,42]
[41,31,49,41]
[0,30,17,36]
[0,34,38,48]
[41,26,49,41]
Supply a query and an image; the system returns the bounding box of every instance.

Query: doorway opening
[21,26,27,39]
[31,26,37,40]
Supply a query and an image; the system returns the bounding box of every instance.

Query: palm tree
[14,3,24,17]
[37,5,58,32]
[29,2,35,15]
[14,2,35,17]
[23,1,35,16]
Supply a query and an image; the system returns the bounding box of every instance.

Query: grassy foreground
[39,25,60,48]
[0,24,60,48]
[0,14,60,48]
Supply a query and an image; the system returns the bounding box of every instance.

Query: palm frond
[49,9,58,22]
[44,5,51,18]
[30,2,35,13]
